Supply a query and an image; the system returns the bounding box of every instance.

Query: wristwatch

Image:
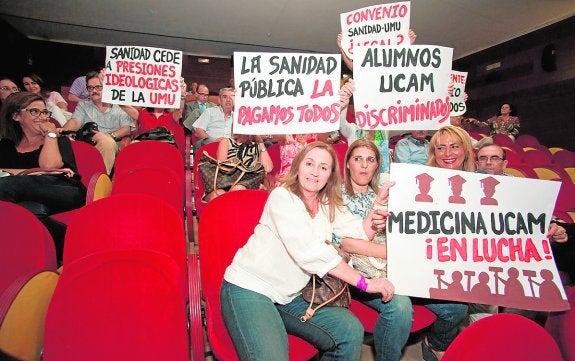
[46,132,58,138]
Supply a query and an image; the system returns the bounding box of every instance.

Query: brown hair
[427,125,476,172]
[0,91,45,143]
[344,139,381,197]
[283,141,343,221]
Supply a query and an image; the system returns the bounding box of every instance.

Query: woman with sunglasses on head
[0,92,86,263]
[22,72,71,126]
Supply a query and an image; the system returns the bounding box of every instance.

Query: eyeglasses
[0,86,20,92]
[477,155,504,162]
[21,108,52,118]
[86,85,103,91]
[351,156,377,164]
[197,92,209,97]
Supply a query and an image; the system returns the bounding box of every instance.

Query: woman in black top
[0,92,86,262]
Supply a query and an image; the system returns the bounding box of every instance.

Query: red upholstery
[546,286,575,361]
[522,149,553,167]
[111,167,184,218]
[443,313,562,361]
[266,142,281,182]
[195,190,317,360]
[332,142,348,177]
[114,140,184,181]
[553,149,575,168]
[501,147,523,167]
[52,141,109,224]
[43,250,188,361]
[0,201,57,294]
[491,134,516,148]
[62,194,187,298]
[192,141,219,218]
[70,140,107,188]
[515,134,541,148]
[555,180,575,213]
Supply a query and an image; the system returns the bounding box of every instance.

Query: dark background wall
[2,16,574,150]
[454,16,575,151]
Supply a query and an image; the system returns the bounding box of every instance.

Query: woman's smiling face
[434,134,465,170]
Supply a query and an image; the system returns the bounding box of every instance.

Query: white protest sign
[450,71,467,116]
[340,2,411,59]
[386,163,568,311]
[102,46,182,109]
[353,45,453,131]
[233,52,341,135]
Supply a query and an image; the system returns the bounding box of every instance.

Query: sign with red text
[102,46,182,108]
[233,52,341,135]
[450,71,467,116]
[387,163,568,311]
[353,45,453,131]
[340,2,411,59]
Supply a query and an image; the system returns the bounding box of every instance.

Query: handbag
[135,126,177,147]
[60,122,99,145]
[349,231,387,278]
[197,151,265,200]
[300,241,351,322]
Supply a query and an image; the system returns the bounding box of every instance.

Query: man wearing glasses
[59,71,134,174]
[182,84,215,133]
[475,137,508,175]
[0,78,20,104]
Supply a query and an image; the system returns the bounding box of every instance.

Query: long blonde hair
[344,139,381,197]
[283,141,343,221]
[427,125,476,172]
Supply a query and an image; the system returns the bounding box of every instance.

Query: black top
[0,136,81,180]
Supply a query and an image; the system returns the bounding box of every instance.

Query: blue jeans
[355,291,413,361]
[221,280,364,361]
[416,299,468,352]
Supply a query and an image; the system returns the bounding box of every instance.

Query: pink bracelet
[356,275,368,292]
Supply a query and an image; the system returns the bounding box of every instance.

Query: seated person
[22,72,71,126]
[0,77,20,106]
[201,134,273,202]
[469,103,520,140]
[0,92,86,262]
[393,130,429,165]
[192,87,235,151]
[474,137,508,175]
[59,71,135,174]
[67,74,90,102]
[273,132,329,185]
[182,84,216,133]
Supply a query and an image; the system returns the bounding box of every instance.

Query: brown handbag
[300,241,351,322]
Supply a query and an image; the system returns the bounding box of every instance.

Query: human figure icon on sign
[480,176,500,205]
[415,173,434,202]
[448,174,466,204]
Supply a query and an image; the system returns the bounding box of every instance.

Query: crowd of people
[0,48,571,361]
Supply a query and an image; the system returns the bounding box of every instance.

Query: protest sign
[102,46,182,108]
[387,163,569,312]
[450,71,467,116]
[353,45,453,131]
[340,2,410,59]
[233,52,341,135]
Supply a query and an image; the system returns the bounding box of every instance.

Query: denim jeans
[221,280,364,361]
[415,299,468,352]
[354,291,413,361]
[0,175,86,260]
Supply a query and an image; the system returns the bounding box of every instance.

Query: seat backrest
[522,149,553,167]
[71,140,107,188]
[0,201,57,294]
[114,140,184,181]
[198,189,268,296]
[62,193,187,297]
[443,313,562,361]
[532,167,563,181]
[492,134,516,147]
[515,134,541,148]
[43,250,188,361]
[111,167,184,218]
[503,167,528,178]
[553,149,575,168]
[331,142,348,177]
[193,141,219,218]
